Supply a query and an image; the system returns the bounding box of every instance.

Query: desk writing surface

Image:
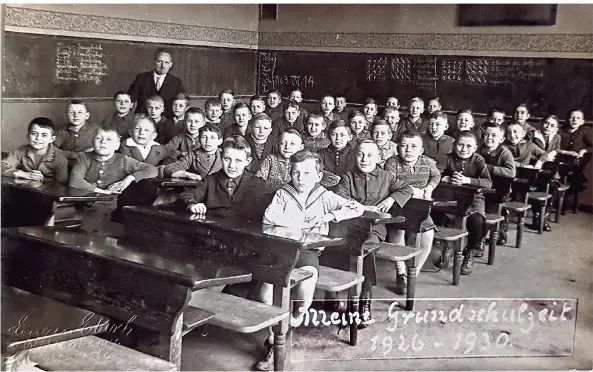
[2,226,252,290]
[155,177,202,188]
[140,206,345,250]
[1,286,110,354]
[1,178,115,202]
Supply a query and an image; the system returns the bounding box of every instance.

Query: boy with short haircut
[485,107,506,127]
[144,95,168,143]
[256,129,304,189]
[223,103,253,138]
[320,94,338,127]
[257,150,364,369]
[478,122,516,245]
[119,114,175,167]
[335,93,350,121]
[440,131,492,274]
[2,117,68,184]
[450,109,481,140]
[384,131,440,294]
[219,89,236,132]
[385,96,399,110]
[335,140,412,322]
[371,119,397,168]
[249,95,267,115]
[265,90,284,121]
[422,111,454,172]
[204,98,223,125]
[507,103,536,137]
[289,88,308,122]
[317,119,356,180]
[165,107,206,160]
[532,115,561,153]
[383,106,404,143]
[179,135,273,221]
[504,122,550,168]
[159,93,189,144]
[348,109,371,148]
[69,126,158,194]
[363,98,378,126]
[403,97,429,134]
[245,113,276,173]
[559,109,592,157]
[302,111,331,153]
[426,97,442,115]
[271,100,305,138]
[102,91,135,139]
[163,123,223,180]
[54,100,101,161]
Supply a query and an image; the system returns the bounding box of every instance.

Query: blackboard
[257,50,593,118]
[4,32,257,99]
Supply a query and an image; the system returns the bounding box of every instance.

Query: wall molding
[259,31,593,55]
[5,6,258,48]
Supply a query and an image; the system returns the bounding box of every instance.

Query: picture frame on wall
[458,4,558,26]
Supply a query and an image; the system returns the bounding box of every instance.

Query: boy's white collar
[125,137,159,160]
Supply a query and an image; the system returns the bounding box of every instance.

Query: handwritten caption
[56,42,108,85]
[290,298,577,361]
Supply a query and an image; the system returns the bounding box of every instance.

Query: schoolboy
[250,95,267,116]
[179,135,273,221]
[165,107,206,160]
[204,98,223,125]
[383,106,404,143]
[507,103,536,137]
[348,109,371,148]
[223,103,253,138]
[371,119,397,168]
[54,100,101,161]
[245,113,276,173]
[302,111,331,153]
[559,109,592,157]
[119,114,175,167]
[384,131,440,294]
[485,107,506,127]
[478,123,516,245]
[219,89,236,132]
[403,97,429,134]
[256,129,304,188]
[426,97,442,115]
[335,93,350,121]
[159,93,189,144]
[317,120,356,179]
[449,109,480,140]
[69,126,158,194]
[289,88,309,122]
[363,98,378,126]
[320,94,338,127]
[145,95,168,143]
[2,117,68,184]
[257,150,364,370]
[163,123,223,180]
[422,111,454,172]
[271,100,304,138]
[335,140,412,323]
[504,122,550,168]
[385,96,399,110]
[102,91,135,139]
[441,131,492,275]
[265,90,284,121]
[532,115,561,153]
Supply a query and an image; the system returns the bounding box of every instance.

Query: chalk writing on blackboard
[391,57,412,82]
[55,42,108,85]
[367,57,389,82]
[465,59,489,86]
[441,60,464,82]
[259,52,316,93]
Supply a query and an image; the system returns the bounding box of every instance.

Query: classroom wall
[259,4,593,58]
[1,4,259,151]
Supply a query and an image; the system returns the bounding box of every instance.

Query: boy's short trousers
[296,249,321,270]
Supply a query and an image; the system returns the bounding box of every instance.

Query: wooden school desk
[152,177,201,205]
[1,226,253,369]
[1,178,115,227]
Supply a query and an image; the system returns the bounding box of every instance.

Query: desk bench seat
[190,289,289,334]
[27,336,177,371]
[182,307,215,337]
[290,268,314,288]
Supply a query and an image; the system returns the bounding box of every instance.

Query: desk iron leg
[155,314,183,370]
[452,242,462,286]
[516,213,525,248]
[349,284,360,346]
[405,260,417,311]
[487,225,497,266]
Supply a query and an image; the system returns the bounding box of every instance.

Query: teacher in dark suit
[128,48,186,119]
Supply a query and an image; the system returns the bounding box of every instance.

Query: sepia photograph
[0,2,592,371]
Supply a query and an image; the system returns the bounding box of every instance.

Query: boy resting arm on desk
[2,117,68,184]
[255,149,363,371]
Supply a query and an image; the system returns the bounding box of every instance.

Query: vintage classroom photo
[0,2,591,371]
